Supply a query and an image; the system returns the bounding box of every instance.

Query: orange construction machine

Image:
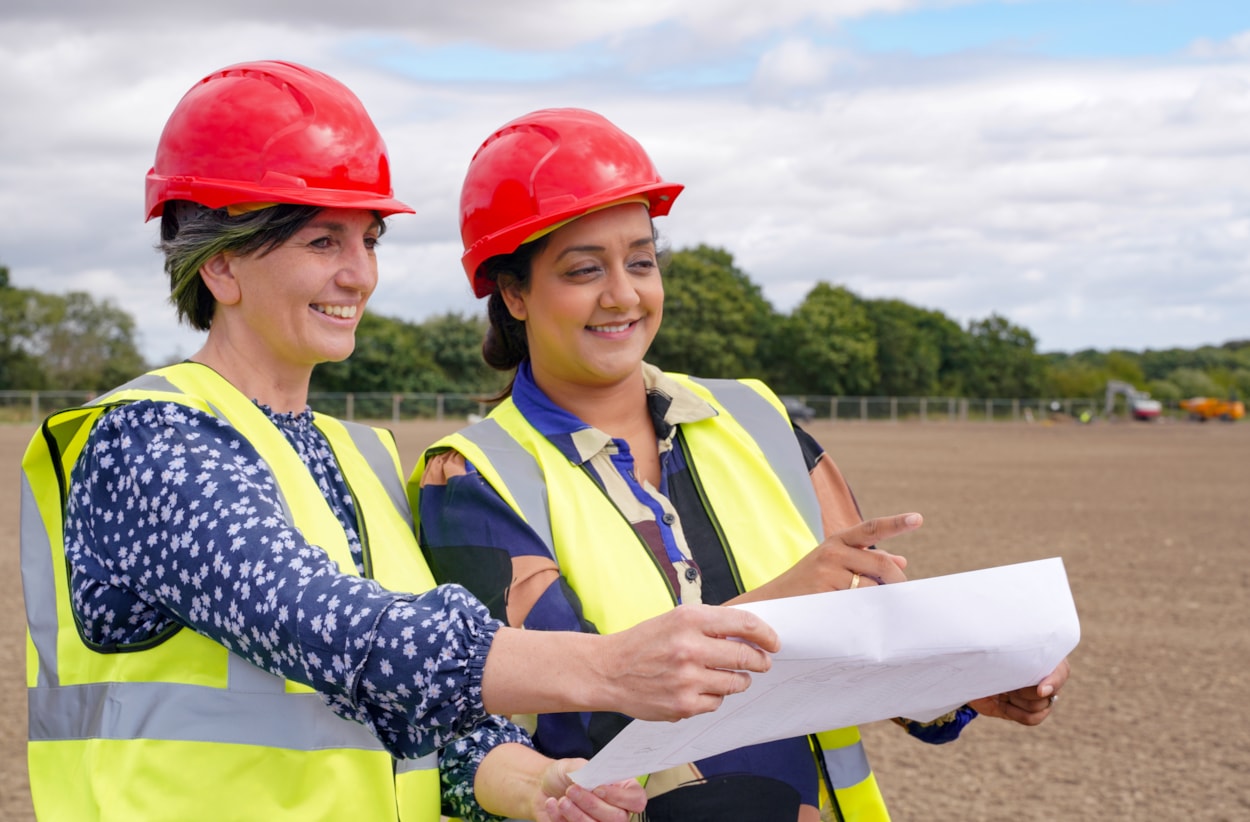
[1180,396,1245,422]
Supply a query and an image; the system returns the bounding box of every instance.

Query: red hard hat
[459,108,684,297]
[145,60,413,220]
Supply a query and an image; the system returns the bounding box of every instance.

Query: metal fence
[0,390,494,426]
[2,389,1206,426]
[790,396,1108,423]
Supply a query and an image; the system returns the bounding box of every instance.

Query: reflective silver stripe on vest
[20,472,59,688]
[822,741,872,789]
[91,371,181,403]
[340,420,414,530]
[456,417,557,558]
[394,752,438,775]
[27,681,385,750]
[689,378,823,539]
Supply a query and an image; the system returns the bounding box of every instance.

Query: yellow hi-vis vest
[21,363,440,821]
[416,374,890,822]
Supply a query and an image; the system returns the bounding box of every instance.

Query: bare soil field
[3,418,1248,820]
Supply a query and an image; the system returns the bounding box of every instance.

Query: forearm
[480,626,603,716]
[482,605,777,723]
[472,743,552,821]
[440,715,536,822]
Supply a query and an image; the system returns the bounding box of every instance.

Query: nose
[336,239,378,294]
[599,263,641,311]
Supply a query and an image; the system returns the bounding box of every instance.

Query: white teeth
[589,322,632,333]
[314,304,358,319]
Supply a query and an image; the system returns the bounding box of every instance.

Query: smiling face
[502,202,663,396]
[203,207,381,384]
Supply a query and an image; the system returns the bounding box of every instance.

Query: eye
[307,235,334,250]
[566,263,603,280]
[364,235,381,251]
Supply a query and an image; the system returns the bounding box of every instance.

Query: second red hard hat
[459,108,684,297]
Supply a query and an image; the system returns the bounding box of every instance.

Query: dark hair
[479,235,551,399]
[159,202,385,331]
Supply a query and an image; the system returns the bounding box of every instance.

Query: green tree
[1229,369,1250,400]
[1044,357,1107,400]
[1167,367,1220,399]
[648,245,777,378]
[0,265,50,388]
[959,314,1045,398]
[0,267,147,390]
[415,312,501,394]
[1146,379,1182,402]
[313,311,502,396]
[32,292,148,389]
[313,312,435,393]
[1105,350,1147,387]
[863,299,966,396]
[766,283,878,395]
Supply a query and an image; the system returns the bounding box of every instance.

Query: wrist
[475,743,549,819]
[563,630,614,713]
[482,627,609,716]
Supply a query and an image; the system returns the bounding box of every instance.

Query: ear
[199,253,242,306]
[499,278,528,322]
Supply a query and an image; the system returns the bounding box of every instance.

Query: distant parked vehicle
[1104,380,1161,421]
[782,397,816,423]
[1180,396,1245,422]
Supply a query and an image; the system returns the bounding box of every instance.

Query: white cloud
[753,38,847,92]
[3,3,1250,367]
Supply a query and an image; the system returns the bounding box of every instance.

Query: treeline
[647,245,1250,402]
[0,266,146,390]
[3,254,1248,402]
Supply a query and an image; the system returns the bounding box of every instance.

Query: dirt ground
[3,418,1248,820]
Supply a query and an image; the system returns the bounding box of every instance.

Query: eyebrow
[306,217,384,234]
[553,236,655,262]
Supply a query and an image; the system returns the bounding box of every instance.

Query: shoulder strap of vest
[681,376,823,538]
[452,415,557,558]
[319,416,413,531]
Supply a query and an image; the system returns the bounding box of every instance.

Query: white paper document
[572,557,1079,788]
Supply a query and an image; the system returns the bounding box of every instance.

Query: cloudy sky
[3,1,1248,364]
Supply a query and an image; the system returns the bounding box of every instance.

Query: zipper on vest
[577,463,678,605]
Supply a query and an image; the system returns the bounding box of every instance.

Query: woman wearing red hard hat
[19,63,782,822]
[414,108,1071,821]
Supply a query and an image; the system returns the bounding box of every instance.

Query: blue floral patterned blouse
[63,398,528,821]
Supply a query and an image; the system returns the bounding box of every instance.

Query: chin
[315,343,356,364]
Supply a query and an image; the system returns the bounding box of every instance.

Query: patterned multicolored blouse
[418,362,976,818]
